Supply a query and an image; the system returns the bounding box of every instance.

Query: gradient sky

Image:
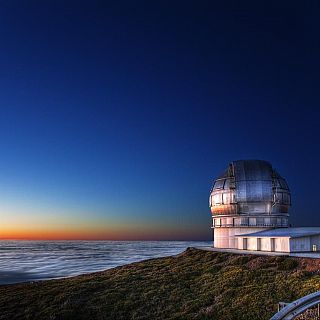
[0,1,319,240]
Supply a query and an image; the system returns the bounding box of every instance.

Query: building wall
[310,235,320,251]
[216,228,320,253]
[236,236,290,252]
[288,235,320,252]
[261,238,271,251]
[275,237,289,252]
[290,237,310,252]
[247,237,257,250]
[213,227,271,248]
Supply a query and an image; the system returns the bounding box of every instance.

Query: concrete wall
[237,237,264,251]
[213,227,272,249]
[247,237,257,250]
[237,237,245,250]
[275,237,289,252]
[261,238,271,251]
[310,235,320,251]
[236,236,290,252]
[288,235,320,252]
[290,237,310,252]
[216,229,320,253]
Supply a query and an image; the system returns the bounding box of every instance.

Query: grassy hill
[1,248,320,320]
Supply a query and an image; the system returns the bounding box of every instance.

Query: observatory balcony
[212,216,289,228]
[212,223,289,228]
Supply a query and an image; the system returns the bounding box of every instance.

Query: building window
[213,193,222,205]
[214,180,225,189]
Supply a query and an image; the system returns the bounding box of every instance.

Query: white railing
[214,223,288,228]
[270,291,320,320]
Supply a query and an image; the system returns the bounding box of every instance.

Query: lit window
[213,193,222,205]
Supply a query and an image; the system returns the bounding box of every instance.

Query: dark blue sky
[0,1,319,240]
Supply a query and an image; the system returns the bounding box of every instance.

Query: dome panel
[233,160,272,181]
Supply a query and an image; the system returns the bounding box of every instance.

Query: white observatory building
[209,160,320,253]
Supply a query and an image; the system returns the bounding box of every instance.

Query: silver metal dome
[209,160,291,248]
[209,160,291,217]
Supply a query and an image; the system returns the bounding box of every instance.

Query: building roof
[236,227,320,238]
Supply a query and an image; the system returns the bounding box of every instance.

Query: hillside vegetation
[1,248,320,320]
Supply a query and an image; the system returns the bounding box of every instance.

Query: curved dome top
[209,160,291,216]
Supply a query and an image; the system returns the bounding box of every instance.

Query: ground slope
[1,248,320,320]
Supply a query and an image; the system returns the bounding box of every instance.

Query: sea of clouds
[0,240,211,284]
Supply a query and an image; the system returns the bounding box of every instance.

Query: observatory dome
[210,160,291,216]
[209,160,291,248]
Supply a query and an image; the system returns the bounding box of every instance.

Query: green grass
[1,248,320,320]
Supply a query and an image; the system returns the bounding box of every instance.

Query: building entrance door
[243,238,247,250]
[257,238,261,251]
[271,238,275,252]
